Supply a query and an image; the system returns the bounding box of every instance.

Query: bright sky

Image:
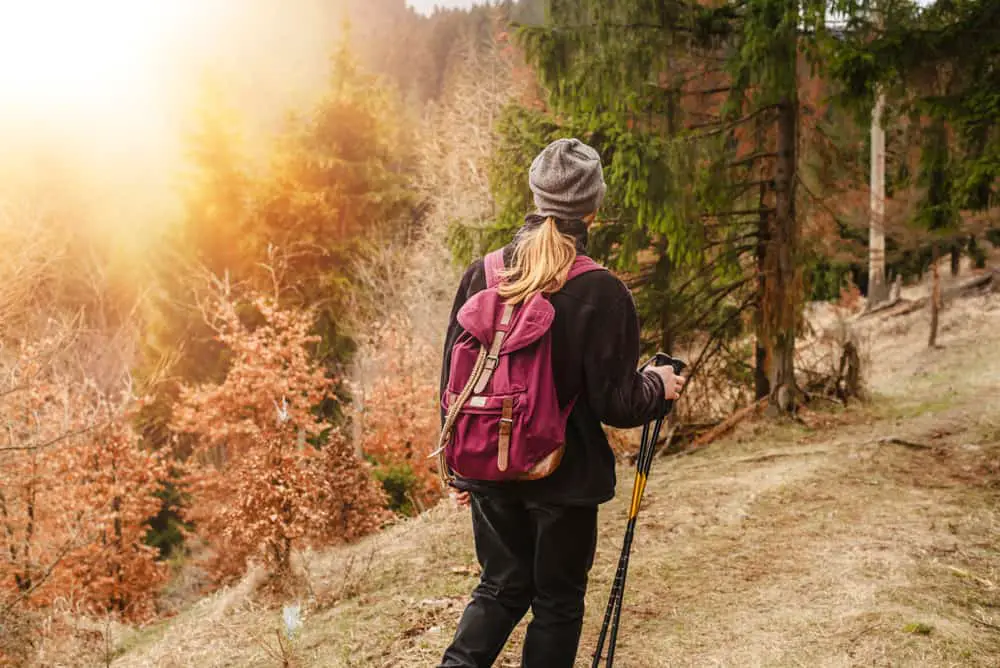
[406,0,482,15]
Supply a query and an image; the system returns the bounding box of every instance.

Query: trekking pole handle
[641,352,687,375]
[641,352,687,414]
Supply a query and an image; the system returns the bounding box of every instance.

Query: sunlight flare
[0,1,188,113]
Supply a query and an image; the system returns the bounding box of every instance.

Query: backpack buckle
[484,355,499,370]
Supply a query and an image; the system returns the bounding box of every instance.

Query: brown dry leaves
[172,293,388,581]
[1,336,166,629]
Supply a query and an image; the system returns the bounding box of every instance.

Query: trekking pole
[593,355,669,662]
[593,353,686,668]
[592,420,650,666]
[604,413,666,665]
[593,413,666,667]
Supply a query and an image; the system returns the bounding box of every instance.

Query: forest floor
[106,282,1000,668]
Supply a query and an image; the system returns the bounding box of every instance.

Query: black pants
[439,493,598,668]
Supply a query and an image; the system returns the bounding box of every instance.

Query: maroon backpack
[433,248,605,483]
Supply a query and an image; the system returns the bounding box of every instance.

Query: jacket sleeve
[439,263,479,425]
[582,281,669,429]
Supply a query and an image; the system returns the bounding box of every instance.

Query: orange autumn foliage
[171,293,387,578]
[43,414,167,620]
[1,337,166,623]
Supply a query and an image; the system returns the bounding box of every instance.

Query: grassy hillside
[106,286,1000,668]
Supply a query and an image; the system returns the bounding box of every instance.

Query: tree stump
[837,340,863,404]
[889,274,902,303]
[929,261,942,348]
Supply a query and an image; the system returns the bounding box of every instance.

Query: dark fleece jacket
[439,216,669,506]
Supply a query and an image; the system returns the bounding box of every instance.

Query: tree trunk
[969,235,986,269]
[950,242,961,276]
[659,93,678,357]
[756,201,771,400]
[868,90,888,306]
[112,492,124,613]
[929,246,941,348]
[17,458,39,593]
[767,97,799,415]
[755,342,770,400]
[658,242,674,354]
[837,340,862,404]
[755,115,771,400]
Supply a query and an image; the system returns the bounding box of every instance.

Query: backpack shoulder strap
[431,345,488,485]
[484,249,506,289]
[487,249,601,291]
[567,255,606,281]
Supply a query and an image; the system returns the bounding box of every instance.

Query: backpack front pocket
[445,391,525,480]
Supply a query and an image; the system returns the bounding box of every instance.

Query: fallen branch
[877,437,934,450]
[946,565,997,590]
[886,299,928,318]
[667,421,721,444]
[686,397,768,450]
[629,422,721,461]
[956,269,998,295]
[970,611,1000,633]
[731,448,828,464]
[860,271,997,322]
[857,296,904,318]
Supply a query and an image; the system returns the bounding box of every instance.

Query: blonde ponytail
[497,217,577,304]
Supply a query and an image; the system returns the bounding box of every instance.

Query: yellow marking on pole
[628,472,647,519]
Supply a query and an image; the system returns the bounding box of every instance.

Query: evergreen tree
[831,0,1000,271]
[482,0,854,413]
[256,36,417,371]
[144,78,256,385]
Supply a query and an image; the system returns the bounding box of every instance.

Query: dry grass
[89,292,1000,667]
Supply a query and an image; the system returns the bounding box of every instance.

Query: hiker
[436,138,685,668]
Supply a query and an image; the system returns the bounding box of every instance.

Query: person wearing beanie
[437,138,684,668]
[529,137,607,219]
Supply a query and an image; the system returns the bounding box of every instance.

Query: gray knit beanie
[529,138,606,220]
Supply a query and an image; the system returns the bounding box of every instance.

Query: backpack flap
[497,293,554,354]
[456,290,554,354]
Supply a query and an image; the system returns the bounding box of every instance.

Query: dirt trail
[112,291,1000,668]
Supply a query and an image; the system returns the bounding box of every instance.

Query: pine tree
[482,0,858,414]
[256,36,417,371]
[137,78,256,455]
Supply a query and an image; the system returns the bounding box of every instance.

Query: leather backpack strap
[484,248,506,289]
[473,303,514,393]
[430,300,515,484]
[431,346,488,484]
[497,397,513,473]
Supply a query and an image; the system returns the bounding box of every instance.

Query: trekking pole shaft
[639,416,666,477]
[591,556,623,665]
[605,525,636,664]
[592,510,641,665]
[605,416,664,666]
[595,351,684,666]
[594,420,647,666]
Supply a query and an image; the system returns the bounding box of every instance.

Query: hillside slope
[112,288,1000,668]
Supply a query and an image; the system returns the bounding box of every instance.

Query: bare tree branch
[0,423,104,454]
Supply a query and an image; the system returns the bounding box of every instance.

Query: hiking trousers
[439,493,598,668]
